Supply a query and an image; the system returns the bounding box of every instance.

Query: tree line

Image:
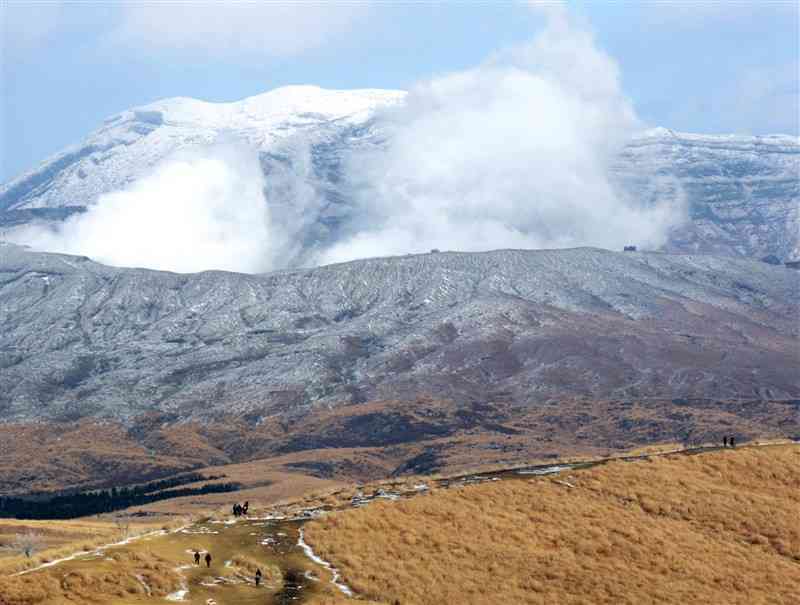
[0,472,241,519]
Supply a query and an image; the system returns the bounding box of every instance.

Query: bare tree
[9,532,45,558]
[115,517,132,540]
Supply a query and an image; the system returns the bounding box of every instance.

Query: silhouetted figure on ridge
[194,550,200,565]
[723,436,728,448]
[205,552,212,568]
[730,436,735,448]
[243,501,249,515]
[255,568,262,587]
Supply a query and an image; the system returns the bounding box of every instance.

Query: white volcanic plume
[320,8,684,264]
[9,145,278,274]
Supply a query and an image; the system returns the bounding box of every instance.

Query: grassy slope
[305,445,800,605]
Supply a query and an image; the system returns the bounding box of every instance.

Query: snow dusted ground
[1,242,797,422]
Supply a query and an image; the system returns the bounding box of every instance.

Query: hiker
[194,550,200,565]
[243,501,249,515]
[255,568,262,587]
[730,436,735,448]
[723,436,728,448]
[232,503,239,516]
[205,552,212,568]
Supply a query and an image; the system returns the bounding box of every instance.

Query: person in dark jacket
[723,436,728,447]
[194,550,201,565]
[255,568,262,587]
[730,436,735,448]
[205,552,212,567]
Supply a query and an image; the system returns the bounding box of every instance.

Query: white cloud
[112,2,369,58]
[9,144,280,273]
[728,62,799,135]
[319,9,685,265]
[640,1,798,28]
[1,1,64,51]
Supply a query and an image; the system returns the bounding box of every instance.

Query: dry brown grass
[3,396,796,498]
[0,549,181,605]
[0,517,189,577]
[306,445,800,605]
[0,421,197,495]
[0,519,120,573]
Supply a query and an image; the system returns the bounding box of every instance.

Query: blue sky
[2,1,798,182]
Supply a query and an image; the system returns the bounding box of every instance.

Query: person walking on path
[723,436,728,447]
[730,436,736,448]
[255,568,262,587]
[205,552,212,568]
[194,551,200,565]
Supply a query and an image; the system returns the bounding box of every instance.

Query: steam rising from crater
[319,8,684,265]
[10,146,277,273]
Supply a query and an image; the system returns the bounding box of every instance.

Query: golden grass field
[305,445,800,605]
[1,443,797,604]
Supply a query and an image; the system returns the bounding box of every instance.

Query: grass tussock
[305,445,800,605]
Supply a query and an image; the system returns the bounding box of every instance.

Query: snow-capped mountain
[1,85,797,262]
[0,86,405,213]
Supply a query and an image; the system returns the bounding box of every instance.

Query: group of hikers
[232,500,249,517]
[722,436,736,448]
[191,549,263,586]
[193,550,212,567]
[188,500,263,587]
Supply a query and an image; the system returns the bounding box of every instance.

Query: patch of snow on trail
[516,465,571,476]
[165,587,189,601]
[134,574,152,596]
[298,528,353,597]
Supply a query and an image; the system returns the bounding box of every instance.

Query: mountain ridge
[2,242,797,424]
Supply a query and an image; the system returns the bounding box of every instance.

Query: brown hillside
[305,445,800,605]
[2,396,797,495]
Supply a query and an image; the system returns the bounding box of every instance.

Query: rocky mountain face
[1,87,797,263]
[613,128,799,261]
[2,242,797,424]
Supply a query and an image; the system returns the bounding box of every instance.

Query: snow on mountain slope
[1,242,797,422]
[0,86,406,212]
[612,127,799,261]
[1,86,797,263]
